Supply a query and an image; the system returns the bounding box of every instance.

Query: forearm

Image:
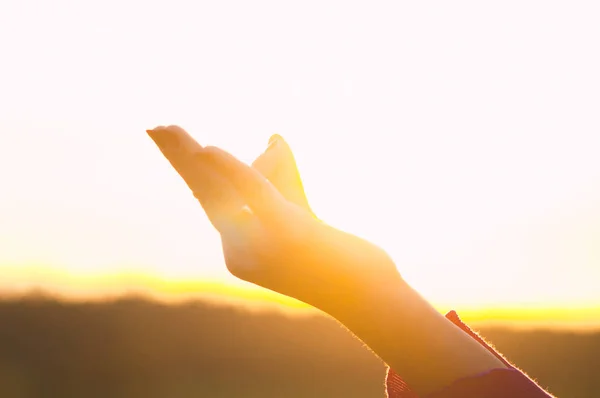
[318,273,507,396]
[258,222,508,395]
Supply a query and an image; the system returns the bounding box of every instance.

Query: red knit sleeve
[385,311,554,398]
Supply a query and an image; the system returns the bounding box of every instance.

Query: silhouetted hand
[146,125,509,396]
[146,125,402,311]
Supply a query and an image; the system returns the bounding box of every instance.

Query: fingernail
[146,128,177,151]
[266,135,282,152]
[268,134,282,146]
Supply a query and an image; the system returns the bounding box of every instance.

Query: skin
[145,125,507,395]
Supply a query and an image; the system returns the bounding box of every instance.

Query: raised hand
[145,125,508,395]
[145,125,401,312]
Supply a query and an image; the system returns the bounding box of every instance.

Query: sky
[1,1,599,324]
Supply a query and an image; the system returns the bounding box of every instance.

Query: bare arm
[145,126,505,396]
[321,274,506,395]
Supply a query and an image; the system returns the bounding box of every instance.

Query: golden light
[1,1,599,329]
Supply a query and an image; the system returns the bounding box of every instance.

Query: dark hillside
[0,297,596,397]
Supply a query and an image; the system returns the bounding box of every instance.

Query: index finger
[146,125,245,229]
[146,124,216,195]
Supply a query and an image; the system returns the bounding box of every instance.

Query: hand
[146,125,508,395]
[145,125,402,311]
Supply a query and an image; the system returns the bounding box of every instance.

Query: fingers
[146,125,245,230]
[146,125,209,200]
[252,135,312,212]
[198,146,284,219]
[146,125,203,180]
[146,125,203,152]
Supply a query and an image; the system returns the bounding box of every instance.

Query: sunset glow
[1,1,600,329]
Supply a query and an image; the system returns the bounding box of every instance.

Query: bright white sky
[0,1,599,310]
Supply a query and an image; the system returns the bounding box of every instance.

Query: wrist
[301,223,407,316]
[314,266,409,321]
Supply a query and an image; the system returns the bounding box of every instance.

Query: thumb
[252,135,312,213]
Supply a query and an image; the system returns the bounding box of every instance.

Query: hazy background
[1,296,599,398]
[1,1,599,396]
[1,0,600,316]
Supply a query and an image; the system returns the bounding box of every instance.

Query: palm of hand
[219,201,323,302]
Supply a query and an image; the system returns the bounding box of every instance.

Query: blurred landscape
[1,2,599,398]
[0,295,598,398]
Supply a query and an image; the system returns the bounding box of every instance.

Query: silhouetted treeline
[0,296,597,397]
